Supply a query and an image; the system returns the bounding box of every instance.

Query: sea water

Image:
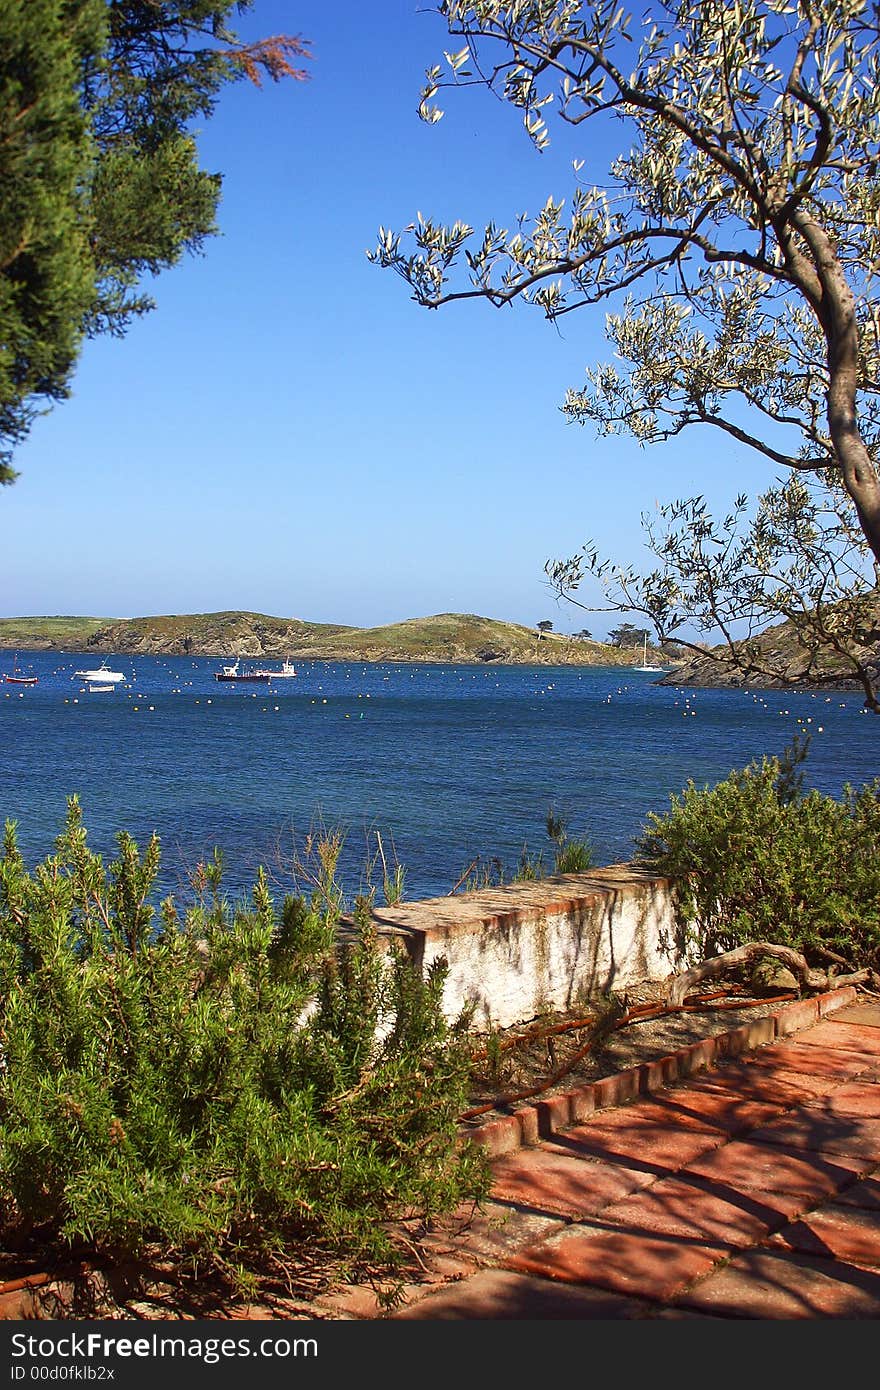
[1,650,878,906]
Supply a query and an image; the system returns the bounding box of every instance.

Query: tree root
[662,942,878,1008]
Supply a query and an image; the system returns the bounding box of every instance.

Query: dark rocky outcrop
[657,595,880,693]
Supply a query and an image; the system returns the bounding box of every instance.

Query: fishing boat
[213,658,270,683]
[4,654,38,685]
[74,659,125,684]
[88,684,115,693]
[633,634,666,674]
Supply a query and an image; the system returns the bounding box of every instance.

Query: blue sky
[3,0,776,637]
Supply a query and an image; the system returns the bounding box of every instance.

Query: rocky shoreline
[656,652,868,693]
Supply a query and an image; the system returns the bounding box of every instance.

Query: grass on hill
[0,616,110,648]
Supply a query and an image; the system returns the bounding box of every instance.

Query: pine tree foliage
[0,2,311,481]
[0,1,105,484]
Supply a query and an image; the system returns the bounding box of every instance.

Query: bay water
[2,650,877,908]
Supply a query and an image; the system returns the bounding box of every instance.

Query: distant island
[3,607,875,689]
[0,611,672,668]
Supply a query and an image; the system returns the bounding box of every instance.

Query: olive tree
[370,1,880,709]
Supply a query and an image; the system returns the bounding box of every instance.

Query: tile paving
[373,992,880,1320]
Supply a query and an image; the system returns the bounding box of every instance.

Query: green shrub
[512,808,593,882]
[636,736,880,971]
[0,799,488,1294]
[553,837,594,874]
[545,806,593,875]
[455,809,594,893]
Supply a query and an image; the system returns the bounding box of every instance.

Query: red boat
[4,655,37,685]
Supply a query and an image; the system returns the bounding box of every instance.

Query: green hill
[0,610,667,667]
[0,616,110,647]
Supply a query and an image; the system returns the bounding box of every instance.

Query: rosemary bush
[637,737,880,972]
[0,799,487,1290]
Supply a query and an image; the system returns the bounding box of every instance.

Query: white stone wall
[367,865,682,1030]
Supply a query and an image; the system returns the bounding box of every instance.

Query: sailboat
[633,634,665,673]
[4,654,38,685]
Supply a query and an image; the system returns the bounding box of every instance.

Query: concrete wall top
[365,864,671,945]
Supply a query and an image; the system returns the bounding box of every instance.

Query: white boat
[74,659,126,684]
[633,634,665,673]
[88,683,115,693]
[248,657,298,680]
[267,658,297,678]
